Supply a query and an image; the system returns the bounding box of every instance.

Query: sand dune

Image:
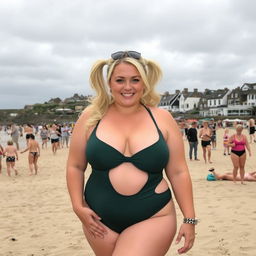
[0,128,255,255]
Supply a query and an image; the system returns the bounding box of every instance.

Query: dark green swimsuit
[85,105,172,233]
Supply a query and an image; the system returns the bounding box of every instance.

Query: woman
[21,134,40,175]
[207,168,256,182]
[24,124,34,146]
[49,124,60,154]
[66,51,196,255]
[10,124,20,150]
[3,140,19,176]
[40,125,49,149]
[223,128,230,156]
[248,118,255,143]
[228,124,251,184]
[199,121,212,164]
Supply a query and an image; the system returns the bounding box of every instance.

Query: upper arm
[157,109,188,179]
[67,110,91,172]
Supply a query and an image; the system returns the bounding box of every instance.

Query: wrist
[183,217,198,225]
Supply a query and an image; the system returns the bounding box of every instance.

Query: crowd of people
[179,117,255,184]
[0,123,73,176]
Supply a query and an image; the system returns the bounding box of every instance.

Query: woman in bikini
[199,121,212,164]
[3,140,19,176]
[228,125,251,184]
[21,134,40,175]
[24,124,34,146]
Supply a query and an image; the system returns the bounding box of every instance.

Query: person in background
[209,120,217,150]
[228,124,251,184]
[56,124,62,149]
[248,118,255,143]
[223,128,230,156]
[40,125,49,149]
[199,121,212,164]
[11,123,20,150]
[187,122,199,161]
[207,168,256,182]
[61,123,70,148]
[3,140,19,176]
[49,124,60,154]
[24,124,34,146]
[0,143,4,174]
[21,134,40,175]
[19,125,23,137]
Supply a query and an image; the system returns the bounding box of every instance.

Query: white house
[179,88,203,113]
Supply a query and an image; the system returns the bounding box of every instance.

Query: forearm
[170,172,195,218]
[66,166,86,211]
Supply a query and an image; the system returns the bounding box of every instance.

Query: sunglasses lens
[127,51,141,59]
[111,51,125,60]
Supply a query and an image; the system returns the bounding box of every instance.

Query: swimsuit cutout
[85,105,172,233]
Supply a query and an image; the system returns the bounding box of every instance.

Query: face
[236,126,243,133]
[109,62,145,107]
[203,122,208,127]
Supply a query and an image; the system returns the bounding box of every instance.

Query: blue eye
[116,79,124,83]
[132,78,140,83]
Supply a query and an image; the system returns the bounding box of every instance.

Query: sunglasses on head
[111,51,141,60]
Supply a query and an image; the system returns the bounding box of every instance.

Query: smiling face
[109,62,145,108]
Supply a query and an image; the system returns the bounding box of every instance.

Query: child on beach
[3,140,19,176]
[223,128,230,155]
[21,134,40,175]
[0,143,4,174]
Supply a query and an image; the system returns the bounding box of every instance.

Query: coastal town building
[179,88,203,113]
[159,82,256,117]
[199,88,231,117]
[158,91,180,112]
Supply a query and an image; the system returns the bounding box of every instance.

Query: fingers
[175,230,182,244]
[177,235,195,254]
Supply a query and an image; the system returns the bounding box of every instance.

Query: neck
[111,102,143,115]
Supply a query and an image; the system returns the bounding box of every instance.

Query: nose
[124,80,132,89]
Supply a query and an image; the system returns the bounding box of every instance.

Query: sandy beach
[0,128,256,256]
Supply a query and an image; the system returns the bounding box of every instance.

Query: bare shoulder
[149,107,175,124]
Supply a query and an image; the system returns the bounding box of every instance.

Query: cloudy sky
[0,0,255,109]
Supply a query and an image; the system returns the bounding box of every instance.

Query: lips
[121,93,135,97]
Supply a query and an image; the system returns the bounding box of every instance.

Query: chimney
[183,88,188,93]
[175,90,180,94]
[194,88,198,93]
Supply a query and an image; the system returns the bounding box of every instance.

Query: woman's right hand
[74,206,107,238]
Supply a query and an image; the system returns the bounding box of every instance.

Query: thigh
[239,153,246,167]
[28,154,34,164]
[230,153,239,167]
[113,214,177,256]
[82,222,119,256]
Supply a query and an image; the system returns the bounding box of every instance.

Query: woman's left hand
[175,223,195,254]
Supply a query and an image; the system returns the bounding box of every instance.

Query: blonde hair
[236,124,243,131]
[84,56,162,129]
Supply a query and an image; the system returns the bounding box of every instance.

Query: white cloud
[0,0,256,109]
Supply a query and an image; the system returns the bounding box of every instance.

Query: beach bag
[207,173,217,181]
